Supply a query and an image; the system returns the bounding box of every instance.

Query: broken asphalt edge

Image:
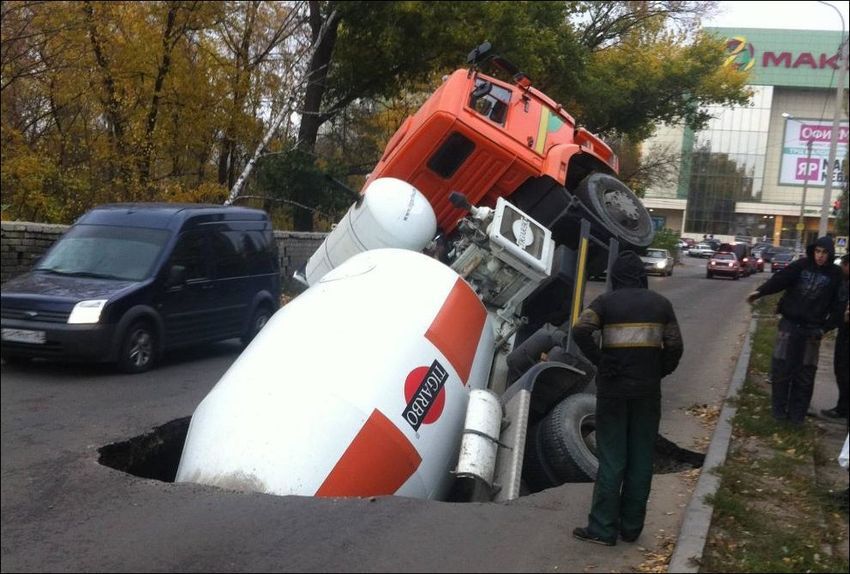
[668,317,757,573]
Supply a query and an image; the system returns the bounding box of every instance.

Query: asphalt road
[1,255,758,573]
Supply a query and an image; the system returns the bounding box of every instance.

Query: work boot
[572,527,616,546]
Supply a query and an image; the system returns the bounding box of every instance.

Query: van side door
[206,224,252,340]
[158,229,218,348]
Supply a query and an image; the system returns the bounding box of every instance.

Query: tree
[288,0,578,229]
[1,1,307,222]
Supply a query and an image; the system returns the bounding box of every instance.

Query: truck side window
[427,132,475,179]
[469,79,512,125]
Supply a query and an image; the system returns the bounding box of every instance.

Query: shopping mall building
[641,27,848,246]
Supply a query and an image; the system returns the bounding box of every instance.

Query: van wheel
[242,304,272,346]
[118,321,157,374]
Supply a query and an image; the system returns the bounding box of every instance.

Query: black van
[1,204,280,373]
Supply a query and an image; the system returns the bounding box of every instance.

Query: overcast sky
[704,1,849,32]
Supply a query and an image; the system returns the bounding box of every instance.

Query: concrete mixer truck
[175,44,656,503]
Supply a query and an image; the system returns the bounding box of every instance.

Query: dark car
[706,252,742,280]
[1,204,280,373]
[760,245,791,263]
[770,251,797,273]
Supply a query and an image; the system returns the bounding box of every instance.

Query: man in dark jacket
[822,253,848,420]
[571,251,684,546]
[747,237,843,426]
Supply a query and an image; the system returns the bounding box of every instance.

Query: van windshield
[35,225,170,281]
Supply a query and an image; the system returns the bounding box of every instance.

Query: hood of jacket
[610,250,648,290]
[805,236,836,265]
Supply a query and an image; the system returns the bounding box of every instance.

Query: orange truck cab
[362,44,653,260]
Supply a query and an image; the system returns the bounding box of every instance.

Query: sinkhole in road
[98,416,705,496]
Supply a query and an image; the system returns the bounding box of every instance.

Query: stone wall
[1,222,69,285]
[0,221,327,288]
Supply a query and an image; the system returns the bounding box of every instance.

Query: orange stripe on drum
[425,278,487,385]
[315,409,422,497]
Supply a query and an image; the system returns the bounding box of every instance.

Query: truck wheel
[242,304,272,346]
[524,393,598,487]
[118,321,157,374]
[575,174,654,248]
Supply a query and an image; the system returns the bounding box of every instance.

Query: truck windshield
[35,225,170,281]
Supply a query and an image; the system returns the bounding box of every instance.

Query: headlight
[656,261,666,269]
[68,300,107,324]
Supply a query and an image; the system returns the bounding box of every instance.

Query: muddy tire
[523,393,599,488]
[575,173,654,248]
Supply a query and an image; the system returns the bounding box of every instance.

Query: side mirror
[471,81,493,99]
[167,265,186,287]
[449,191,473,211]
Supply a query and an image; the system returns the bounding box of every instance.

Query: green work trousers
[586,395,661,542]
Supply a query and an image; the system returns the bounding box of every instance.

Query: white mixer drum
[304,178,437,285]
[176,248,494,500]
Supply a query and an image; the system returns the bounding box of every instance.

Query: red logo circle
[403,366,446,425]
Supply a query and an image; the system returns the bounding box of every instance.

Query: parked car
[689,243,716,258]
[706,252,742,280]
[641,248,674,276]
[760,245,791,263]
[1,204,281,373]
[770,251,797,273]
[704,238,722,251]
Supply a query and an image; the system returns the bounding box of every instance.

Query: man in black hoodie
[571,251,684,546]
[747,236,843,426]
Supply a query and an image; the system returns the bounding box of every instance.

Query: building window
[685,86,773,235]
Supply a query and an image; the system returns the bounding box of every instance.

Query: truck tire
[575,174,654,248]
[523,393,598,488]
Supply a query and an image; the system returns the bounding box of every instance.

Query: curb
[668,317,757,573]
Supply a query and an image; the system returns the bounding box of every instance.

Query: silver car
[689,243,716,258]
[641,248,675,276]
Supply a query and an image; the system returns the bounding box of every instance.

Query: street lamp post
[817,1,849,236]
[799,140,814,253]
[784,112,815,252]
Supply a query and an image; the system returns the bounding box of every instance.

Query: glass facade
[683,86,773,235]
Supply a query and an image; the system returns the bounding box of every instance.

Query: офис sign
[780,118,849,187]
